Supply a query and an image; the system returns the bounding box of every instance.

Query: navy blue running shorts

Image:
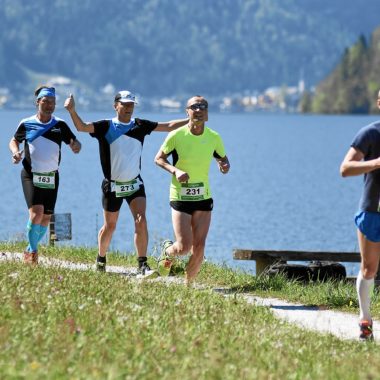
[355,210,380,242]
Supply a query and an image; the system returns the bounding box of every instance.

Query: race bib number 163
[33,172,55,189]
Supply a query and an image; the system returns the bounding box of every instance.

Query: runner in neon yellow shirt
[155,95,230,283]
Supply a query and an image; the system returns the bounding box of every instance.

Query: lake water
[2,109,379,275]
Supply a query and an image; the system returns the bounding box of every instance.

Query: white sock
[356,270,374,321]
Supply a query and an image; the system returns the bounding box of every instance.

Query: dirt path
[1,251,377,342]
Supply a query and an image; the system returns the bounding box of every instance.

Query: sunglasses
[187,103,208,111]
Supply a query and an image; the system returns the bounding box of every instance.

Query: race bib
[114,179,140,198]
[33,172,55,189]
[180,182,205,200]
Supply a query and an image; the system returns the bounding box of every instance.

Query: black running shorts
[21,168,59,215]
[101,177,146,212]
[170,198,213,215]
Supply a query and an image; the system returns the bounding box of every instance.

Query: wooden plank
[233,249,361,262]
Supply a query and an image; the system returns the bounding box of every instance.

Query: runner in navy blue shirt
[340,89,380,341]
[9,85,81,264]
[64,91,188,275]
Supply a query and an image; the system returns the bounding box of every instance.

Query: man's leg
[37,214,51,244]
[166,209,193,256]
[128,197,157,275]
[27,205,44,252]
[98,210,119,257]
[128,197,148,258]
[356,229,380,323]
[185,211,211,283]
[158,210,192,276]
[24,205,46,264]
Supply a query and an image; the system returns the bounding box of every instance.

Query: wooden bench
[233,249,361,276]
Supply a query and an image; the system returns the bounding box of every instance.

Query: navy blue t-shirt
[351,121,380,212]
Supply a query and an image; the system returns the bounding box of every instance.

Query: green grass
[2,241,379,315]
[197,262,367,313]
[1,242,380,379]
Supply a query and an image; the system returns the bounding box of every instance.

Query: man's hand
[11,150,23,164]
[64,94,75,113]
[69,138,81,154]
[217,158,230,174]
[175,169,190,183]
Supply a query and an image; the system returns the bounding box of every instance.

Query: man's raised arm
[64,94,95,133]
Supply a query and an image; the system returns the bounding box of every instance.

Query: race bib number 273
[114,179,140,197]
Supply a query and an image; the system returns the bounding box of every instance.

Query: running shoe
[157,240,174,277]
[24,251,38,265]
[359,320,374,341]
[138,261,151,275]
[96,256,106,272]
[137,261,159,279]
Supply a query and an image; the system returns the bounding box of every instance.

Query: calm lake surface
[2,109,379,275]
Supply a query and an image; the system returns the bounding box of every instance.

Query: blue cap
[36,87,55,99]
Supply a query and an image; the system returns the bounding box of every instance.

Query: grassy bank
[1,242,380,379]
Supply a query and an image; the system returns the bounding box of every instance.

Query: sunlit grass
[1,259,380,379]
[1,241,378,316]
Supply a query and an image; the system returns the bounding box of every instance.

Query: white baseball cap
[114,90,138,104]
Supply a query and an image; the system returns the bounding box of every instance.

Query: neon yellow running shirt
[160,125,226,201]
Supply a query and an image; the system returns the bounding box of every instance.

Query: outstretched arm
[154,118,189,132]
[216,155,230,174]
[340,147,380,177]
[9,138,23,164]
[154,149,189,183]
[64,94,95,133]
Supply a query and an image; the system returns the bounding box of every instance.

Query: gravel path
[1,251,377,342]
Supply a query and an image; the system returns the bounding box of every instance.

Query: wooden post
[49,215,56,246]
[255,257,276,276]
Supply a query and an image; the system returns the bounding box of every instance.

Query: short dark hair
[187,95,208,107]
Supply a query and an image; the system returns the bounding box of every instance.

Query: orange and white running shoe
[359,320,374,341]
[158,240,174,277]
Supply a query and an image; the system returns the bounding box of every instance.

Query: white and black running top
[90,118,158,181]
[14,115,76,173]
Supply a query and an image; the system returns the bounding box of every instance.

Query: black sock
[138,256,147,267]
[97,255,106,263]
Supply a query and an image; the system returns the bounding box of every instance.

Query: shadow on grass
[270,305,320,311]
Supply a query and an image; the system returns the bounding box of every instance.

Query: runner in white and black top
[64,90,188,275]
[9,85,82,265]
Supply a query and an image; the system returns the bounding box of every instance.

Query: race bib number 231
[180,182,205,201]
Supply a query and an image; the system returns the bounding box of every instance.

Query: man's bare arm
[9,138,23,164]
[64,94,95,133]
[154,118,189,132]
[154,149,189,183]
[340,147,380,177]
